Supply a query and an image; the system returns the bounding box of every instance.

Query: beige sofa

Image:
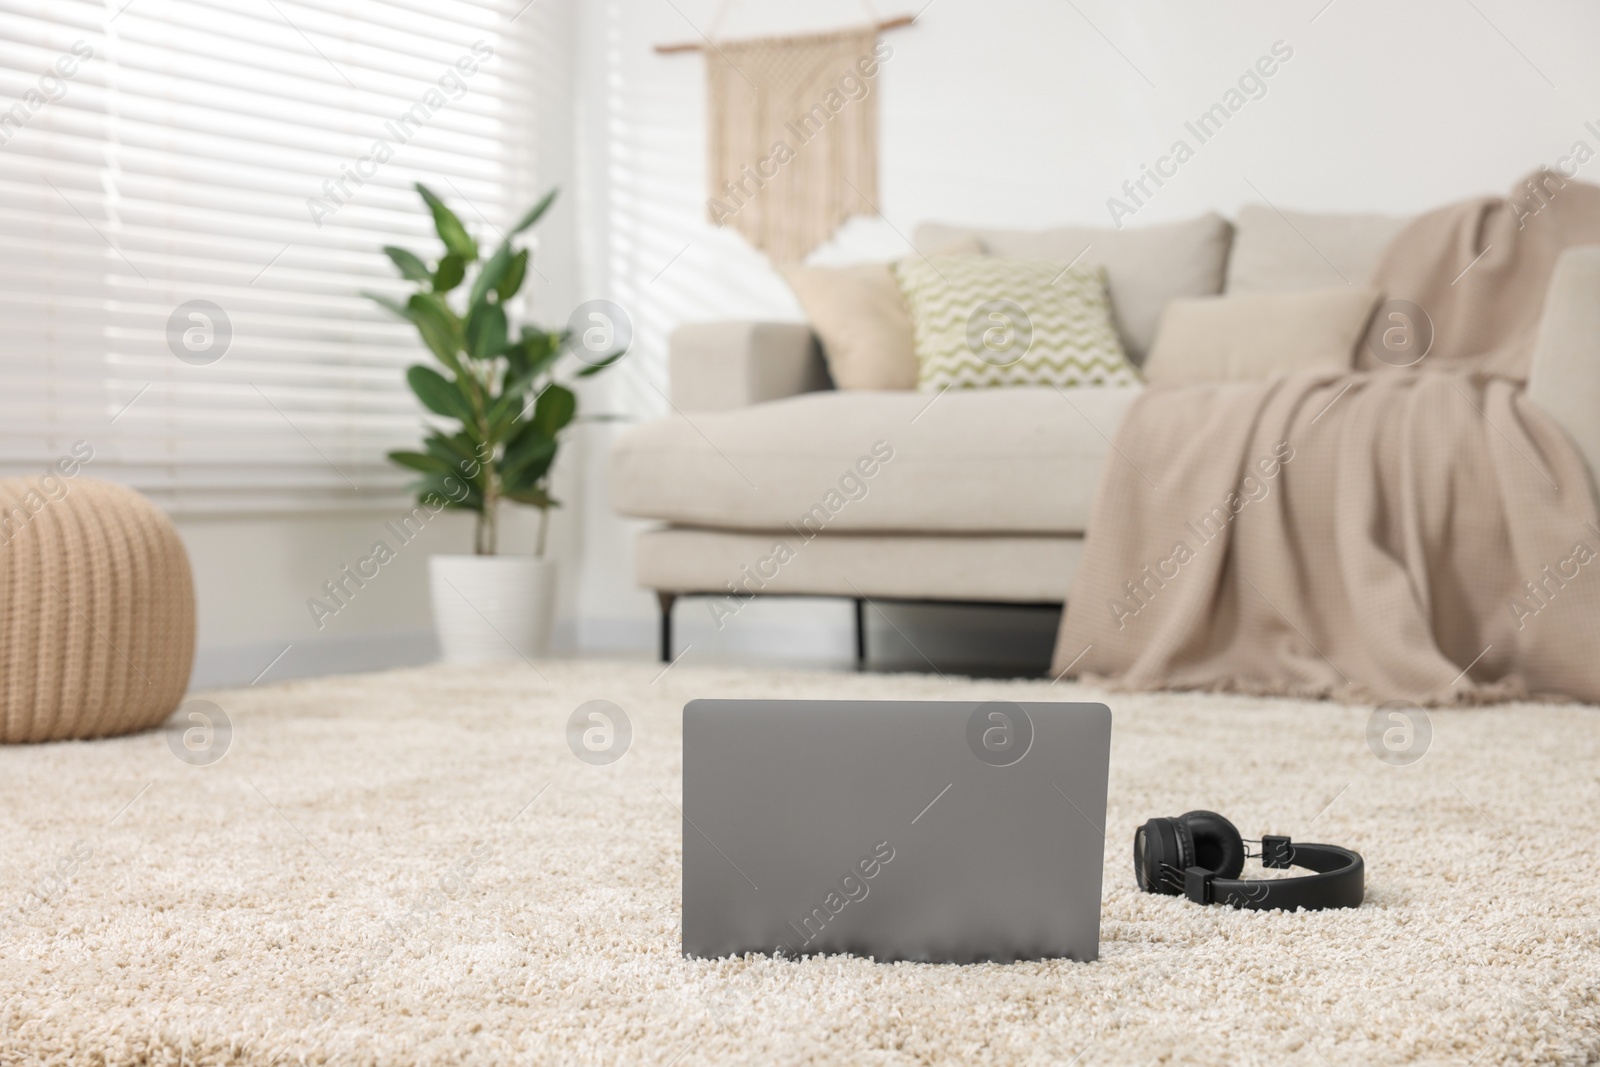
[610,207,1600,661]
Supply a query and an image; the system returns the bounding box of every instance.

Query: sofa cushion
[781,261,921,390]
[609,385,1143,535]
[913,213,1232,363]
[670,322,830,412]
[780,235,983,391]
[1225,205,1410,293]
[892,257,1137,391]
[1141,286,1382,386]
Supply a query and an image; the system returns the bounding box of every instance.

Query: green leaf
[369,290,464,374]
[484,400,518,442]
[505,415,544,449]
[500,365,542,403]
[497,249,529,302]
[424,431,482,469]
[413,473,484,512]
[486,372,538,437]
[432,253,465,293]
[503,487,558,509]
[502,436,557,490]
[415,182,478,262]
[510,327,562,381]
[407,365,476,425]
[532,383,576,437]
[382,246,432,283]
[469,242,514,309]
[421,435,487,489]
[388,449,450,473]
[465,302,508,362]
[575,349,626,377]
[364,291,412,321]
[502,418,552,471]
[408,291,460,330]
[510,189,557,236]
[406,293,464,371]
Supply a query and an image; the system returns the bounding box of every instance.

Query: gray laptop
[682,699,1112,963]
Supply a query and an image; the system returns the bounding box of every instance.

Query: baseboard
[191,599,1060,688]
[572,598,1061,670]
[574,601,856,661]
[190,630,440,689]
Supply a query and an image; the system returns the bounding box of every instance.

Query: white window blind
[0,0,537,512]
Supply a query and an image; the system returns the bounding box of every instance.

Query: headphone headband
[1183,841,1364,911]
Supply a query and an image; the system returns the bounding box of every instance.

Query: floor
[1,658,1594,1065]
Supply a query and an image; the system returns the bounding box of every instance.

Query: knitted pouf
[0,476,195,743]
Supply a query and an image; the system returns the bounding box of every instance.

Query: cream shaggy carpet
[1,661,1597,1067]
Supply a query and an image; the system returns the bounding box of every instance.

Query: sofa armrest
[1529,246,1600,483]
[669,321,831,412]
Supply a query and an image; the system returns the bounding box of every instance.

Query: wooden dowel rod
[654,14,914,55]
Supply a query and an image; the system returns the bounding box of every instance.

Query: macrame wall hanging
[658,6,913,263]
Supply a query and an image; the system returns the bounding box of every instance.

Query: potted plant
[369,183,624,663]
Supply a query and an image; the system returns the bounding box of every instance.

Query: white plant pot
[428,555,556,664]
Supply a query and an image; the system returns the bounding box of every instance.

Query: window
[0,0,538,511]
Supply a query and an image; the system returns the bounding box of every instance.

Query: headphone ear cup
[1171,817,1195,871]
[1179,810,1246,879]
[1134,817,1186,895]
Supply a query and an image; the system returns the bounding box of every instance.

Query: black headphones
[1133,810,1364,911]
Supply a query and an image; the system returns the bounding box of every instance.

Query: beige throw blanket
[1052,172,1600,704]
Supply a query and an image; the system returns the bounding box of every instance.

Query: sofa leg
[658,592,677,663]
[854,597,867,669]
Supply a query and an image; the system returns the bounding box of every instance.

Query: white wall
[565,0,1600,660]
[178,509,468,687]
[183,0,1600,680]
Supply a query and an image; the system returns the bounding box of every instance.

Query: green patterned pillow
[891,255,1139,391]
